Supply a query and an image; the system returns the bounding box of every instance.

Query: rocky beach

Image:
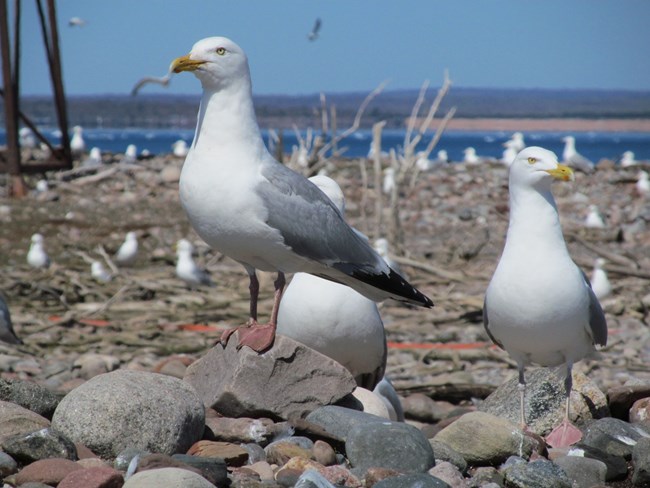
[0,148,649,487]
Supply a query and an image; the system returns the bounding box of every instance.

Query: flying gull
[171,36,432,352]
[308,18,322,41]
[484,146,607,448]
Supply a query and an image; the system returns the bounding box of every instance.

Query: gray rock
[1,427,77,463]
[434,411,536,465]
[346,420,435,474]
[0,378,62,418]
[372,473,451,488]
[632,437,650,486]
[305,405,387,441]
[553,455,607,488]
[0,451,17,477]
[572,444,628,481]
[480,368,608,436]
[607,384,650,420]
[184,335,357,420]
[123,467,216,487]
[170,454,228,486]
[503,459,571,488]
[429,440,467,473]
[402,394,456,423]
[0,400,50,444]
[428,461,466,487]
[114,447,152,471]
[581,417,650,460]
[52,370,205,459]
[466,466,503,487]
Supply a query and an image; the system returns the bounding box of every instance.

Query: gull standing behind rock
[70,126,86,155]
[562,135,594,173]
[175,239,213,287]
[91,261,112,283]
[636,170,649,197]
[171,36,432,353]
[115,232,138,267]
[27,233,50,269]
[590,258,611,300]
[277,175,387,390]
[584,204,605,229]
[0,294,23,345]
[484,146,607,449]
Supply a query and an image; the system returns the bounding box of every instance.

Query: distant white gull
[590,258,611,300]
[172,140,189,158]
[584,204,605,229]
[115,232,138,267]
[501,140,519,166]
[562,135,594,173]
[509,132,526,152]
[91,261,112,283]
[373,238,405,279]
[82,147,102,168]
[636,170,649,197]
[123,144,138,163]
[19,127,37,148]
[171,36,432,352]
[277,175,386,389]
[68,17,87,27]
[463,147,496,165]
[620,151,637,168]
[70,125,86,155]
[0,293,23,345]
[484,147,607,448]
[27,233,50,269]
[176,239,213,287]
[382,167,396,195]
[434,149,450,166]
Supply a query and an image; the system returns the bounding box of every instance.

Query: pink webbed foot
[545,419,583,448]
[218,322,276,353]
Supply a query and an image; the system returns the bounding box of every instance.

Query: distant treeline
[5,87,650,130]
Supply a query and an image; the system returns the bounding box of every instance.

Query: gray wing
[0,295,23,345]
[581,271,608,346]
[568,153,594,174]
[257,162,384,274]
[482,296,504,349]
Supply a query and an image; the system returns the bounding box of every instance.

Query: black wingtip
[349,267,433,308]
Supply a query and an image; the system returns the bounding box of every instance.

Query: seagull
[508,132,526,152]
[131,73,172,96]
[115,232,138,266]
[123,144,138,163]
[175,239,214,287]
[0,293,23,345]
[590,258,611,300]
[172,140,189,158]
[463,147,495,165]
[562,135,594,173]
[584,204,605,229]
[484,146,607,449]
[27,233,50,269]
[433,149,450,166]
[68,17,87,27]
[35,180,49,193]
[620,151,637,168]
[91,261,112,283]
[19,127,37,148]
[373,238,405,279]
[373,377,404,422]
[382,167,396,195]
[170,36,432,353]
[307,18,322,41]
[501,139,519,166]
[82,147,102,167]
[70,125,86,155]
[415,152,432,171]
[636,170,649,197]
[277,175,387,389]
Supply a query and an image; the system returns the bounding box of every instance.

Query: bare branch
[403,80,430,155]
[372,121,387,238]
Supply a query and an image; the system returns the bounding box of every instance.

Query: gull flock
[5,35,649,454]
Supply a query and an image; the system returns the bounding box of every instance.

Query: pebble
[428,461,467,487]
[1,427,77,463]
[553,455,607,488]
[305,405,387,441]
[429,440,468,473]
[372,472,451,487]
[345,420,435,475]
[0,378,62,418]
[13,458,83,486]
[630,397,650,424]
[123,466,216,487]
[113,447,151,471]
[581,417,650,459]
[312,439,337,466]
[188,440,249,466]
[0,450,18,477]
[0,400,50,443]
[571,444,629,481]
[170,454,228,486]
[632,437,650,486]
[402,394,457,423]
[58,466,124,488]
[502,459,571,488]
[51,369,205,458]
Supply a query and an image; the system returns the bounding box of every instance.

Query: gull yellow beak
[546,164,575,182]
[170,54,205,73]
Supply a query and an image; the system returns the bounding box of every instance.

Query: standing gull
[277,175,386,389]
[27,233,50,269]
[171,36,432,352]
[562,135,594,173]
[484,146,607,448]
[584,204,605,229]
[70,126,86,155]
[175,239,213,287]
[590,258,611,300]
[115,232,138,267]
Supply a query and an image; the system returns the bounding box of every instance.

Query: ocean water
[4,127,650,163]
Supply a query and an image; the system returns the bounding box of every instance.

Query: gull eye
[527,157,537,164]
[216,47,226,55]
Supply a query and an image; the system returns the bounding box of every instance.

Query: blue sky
[17,0,650,96]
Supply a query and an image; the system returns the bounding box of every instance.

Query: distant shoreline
[419,118,650,133]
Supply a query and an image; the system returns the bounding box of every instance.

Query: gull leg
[236,272,285,353]
[220,270,259,345]
[518,366,527,431]
[545,365,583,448]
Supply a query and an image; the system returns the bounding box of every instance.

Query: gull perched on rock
[176,239,213,287]
[562,135,594,173]
[484,146,607,449]
[590,258,611,300]
[115,232,138,266]
[0,293,23,345]
[70,126,86,155]
[27,233,50,269]
[171,36,432,352]
[123,144,138,164]
[584,204,605,229]
[277,175,387,389]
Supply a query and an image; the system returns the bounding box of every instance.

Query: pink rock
[630,397,650,423]
[15,458,83,486]
[58,466,124,488]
